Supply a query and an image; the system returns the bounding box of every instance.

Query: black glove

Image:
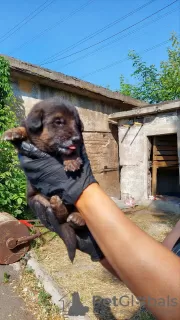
[76,227,104,262]
[18,141,104,262]
[34,203,104,262]
[18,141,96,206]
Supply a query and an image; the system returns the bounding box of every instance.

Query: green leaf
[119,33,180,104]
[17,198,23,205]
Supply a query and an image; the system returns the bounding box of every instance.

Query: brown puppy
[3,98,86,262]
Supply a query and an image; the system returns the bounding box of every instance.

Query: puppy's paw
[50,195,63,209]
[2,127,27,141]
[50,195,69,223]
[63,157,83,172]
[67,212,85,228]
[32,195,50,208]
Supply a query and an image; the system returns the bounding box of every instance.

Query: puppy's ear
[80,119,84,132]
[74,107,84,132]
[76,115,84,132]
[26,109,44,133]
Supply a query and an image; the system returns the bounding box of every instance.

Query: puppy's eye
[55,118,65,126]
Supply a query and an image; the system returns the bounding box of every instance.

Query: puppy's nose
[72,135,80,143]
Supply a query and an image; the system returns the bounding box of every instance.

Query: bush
[0,57,29,218]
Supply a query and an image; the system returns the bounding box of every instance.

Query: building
[109,99,180,201]
[3,55,146,198]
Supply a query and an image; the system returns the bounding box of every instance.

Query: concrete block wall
[118,111,180,201]
[11,77,122,198]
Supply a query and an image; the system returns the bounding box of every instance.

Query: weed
[25,266,34,274]
[3,272,10,283]
[38,287,52,311]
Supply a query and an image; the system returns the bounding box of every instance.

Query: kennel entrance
[150,134,180,197]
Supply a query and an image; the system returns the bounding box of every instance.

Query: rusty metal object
[0,212,41,265]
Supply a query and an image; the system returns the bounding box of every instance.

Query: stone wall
[11,77,129,198]
[118,111,180,201]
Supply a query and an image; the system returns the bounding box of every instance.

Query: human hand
[28,196,104,262]
[18,141,103,261]
[18,141,97,205]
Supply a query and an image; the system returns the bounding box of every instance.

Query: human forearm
[100,257,120,279]
[162,220,180,250]
[17,141,180,319]
[76,183,180,320]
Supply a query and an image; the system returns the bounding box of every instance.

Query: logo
[68,292,89,316]
[60,291,89,318]
[60,292,178,318]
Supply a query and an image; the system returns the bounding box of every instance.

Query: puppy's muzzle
[71,135,81,143]
[58,135,81,154]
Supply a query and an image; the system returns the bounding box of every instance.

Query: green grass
[3,272,10,283]
[38,287,52,312]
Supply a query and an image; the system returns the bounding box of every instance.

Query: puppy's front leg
[50,195,69,223]
[50,195,85,229]
[2,127,27,142]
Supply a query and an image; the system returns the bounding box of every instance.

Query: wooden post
[152,137,157,195]
[152,165,157,195]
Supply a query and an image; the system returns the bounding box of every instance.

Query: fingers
[18,141,49,159]
[46,208,77,262]
[76,228,104,262]
[33,201,55,232]
[46,207,62,234]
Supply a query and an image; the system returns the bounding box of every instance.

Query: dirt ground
[0,262,64,320]
[34,207,179,320]
[0,264,35,320]
[17,264,64,320]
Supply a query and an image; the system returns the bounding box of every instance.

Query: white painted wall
[118,111,180,201]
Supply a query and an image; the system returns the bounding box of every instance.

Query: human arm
[162,219,180,250]
[18,142,180,319]
[75,183,180,320]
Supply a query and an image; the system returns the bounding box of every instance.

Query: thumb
[18,141,50,159]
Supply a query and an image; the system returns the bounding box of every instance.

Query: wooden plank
[155,150,178,156]
[153,161,178,167]
[155,141,177,146]
[156,135,177,141]
[156,146,177,151]
[158,167,179,170]
[154,155,178,161]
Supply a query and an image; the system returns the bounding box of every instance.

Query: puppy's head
[25,98,84,156]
